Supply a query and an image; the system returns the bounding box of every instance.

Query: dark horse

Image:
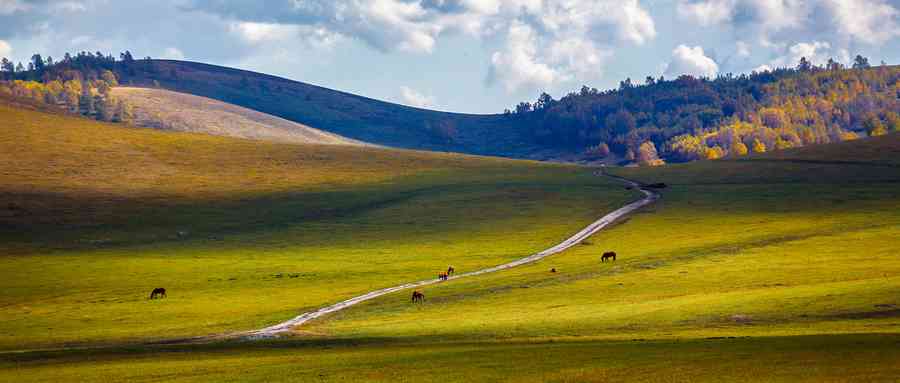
[411,290,425,303]
[601,251,617,262]
[149,287,167,299]
[447,266,455,275]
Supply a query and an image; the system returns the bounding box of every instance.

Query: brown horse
[411,290,425,303]
[438,272,448,281]
[447,266,455,275]
[601,251,617,262]
[149,287,167,299]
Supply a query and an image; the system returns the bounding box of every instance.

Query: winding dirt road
[243,173,658,339]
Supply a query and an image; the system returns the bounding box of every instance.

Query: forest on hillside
[0,52,141,123]
[507,55,899,164]
[2,51,898,164]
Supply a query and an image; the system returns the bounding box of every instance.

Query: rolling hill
[110,87,365,146]
[114,60,536,157]
[3,100,898,381]
[4,54,897,162]
[0,103,634,350]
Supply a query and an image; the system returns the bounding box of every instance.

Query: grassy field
[272,134,900,345]
[0,104,635,350]
[4,334,900,382]
[2,105,899,381]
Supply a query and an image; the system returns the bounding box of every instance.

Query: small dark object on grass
[149,287,167,299]
[601,251,617,262]
[411,290,425,303]
[550,268,557,273]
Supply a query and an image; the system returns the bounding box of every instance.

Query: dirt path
[242,173,658,339]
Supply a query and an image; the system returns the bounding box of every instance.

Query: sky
[1,0,899,114]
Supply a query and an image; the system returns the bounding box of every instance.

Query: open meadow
[0,105,635,350]
[2,105,899,381]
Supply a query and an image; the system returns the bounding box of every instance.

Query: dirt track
[243,173,658,339]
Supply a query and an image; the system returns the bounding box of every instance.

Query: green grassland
[2,105,899,381]
[0,104,635,350]
[4,334,900,382]
[293,135,900,343]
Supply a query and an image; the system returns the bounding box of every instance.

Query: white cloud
[677,0,734,26]
[752,64,773,73]
[0,39,10,57]
[665,44,719,78]
[736,41,751,57]
[488,21,558,93]
[609,0,658,45]
[399,86,435,108]
[162,47,185,60]
[823,0,900,45]
[547,37,610,80]
[480,0,652,93]
[230,22,299,44]
[189,0,656,94]
[677,0,900,48]
[763,41,832,69]
[677,0,804,33]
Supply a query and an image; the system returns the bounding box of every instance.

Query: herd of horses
[412,251,618,302]
[148,252,618,303]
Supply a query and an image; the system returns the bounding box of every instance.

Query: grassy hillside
[3,132,898,382]
[120,60,533,156]
[111,87,365,146]
[286,135,900,343]
[6,53,898,162]
[0,104,635,350]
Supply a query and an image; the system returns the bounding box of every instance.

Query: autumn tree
[730,140,749,156]
[705,146,725,160]
[751,138,766,153]
[885,112,900,133]
[637,141,663,166]
[863,114,888,136]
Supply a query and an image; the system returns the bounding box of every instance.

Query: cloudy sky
[2,0,899,113]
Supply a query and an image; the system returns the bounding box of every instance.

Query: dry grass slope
[112,87,366,146]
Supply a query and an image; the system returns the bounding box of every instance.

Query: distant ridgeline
[2,51,898,163]
[506,56,899,164]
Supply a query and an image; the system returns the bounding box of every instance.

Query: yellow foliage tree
[705,145,725,160]
[751,139,766,153]
[730,141,749,156]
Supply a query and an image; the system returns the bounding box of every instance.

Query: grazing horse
[411,290,425,303]
[149,287,167,299]
[447,266,455,275]
[601,251,617,262]
[438,272,448,281]
[550,268,557,273]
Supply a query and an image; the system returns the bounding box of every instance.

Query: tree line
[0,51,149,123]
[507,55,899,164]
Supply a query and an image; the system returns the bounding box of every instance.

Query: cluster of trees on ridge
[506,55,899,164]
[0,51,148,123]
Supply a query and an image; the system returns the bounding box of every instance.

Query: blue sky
[2,0,899,114]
